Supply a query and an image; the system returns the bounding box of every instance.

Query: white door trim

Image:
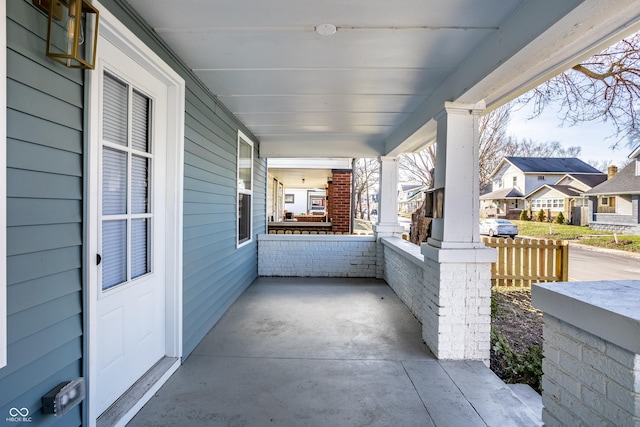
[86,3,185,425]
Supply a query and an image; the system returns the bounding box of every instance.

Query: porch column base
[373,223,406,236]
[421,243,496,365]
[374,223,407,278]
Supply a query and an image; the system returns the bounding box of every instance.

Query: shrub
[536,209,546,222]
[491,327,543,393]
[519,210,530,221]
[555,212,565,224]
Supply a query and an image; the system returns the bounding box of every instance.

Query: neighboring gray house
[2,1,639,427]
[481,157,604,219]
[584,147,640,234]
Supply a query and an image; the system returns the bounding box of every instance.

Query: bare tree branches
[353,158,379,219]
[479,105,517,189]
[520,31,640,148]
[398,145,436,188]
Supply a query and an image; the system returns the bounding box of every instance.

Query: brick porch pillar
[329,169,352,233]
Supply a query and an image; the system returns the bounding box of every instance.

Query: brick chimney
[607,165,618,179]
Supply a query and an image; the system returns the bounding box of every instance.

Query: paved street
[568,245,640,281]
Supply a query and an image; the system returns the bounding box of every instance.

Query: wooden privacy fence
[482,237,569,287]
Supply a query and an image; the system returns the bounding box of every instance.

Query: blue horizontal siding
[7,246,81,286]
[7,109,83,154]
[2,3,84,424]
[7,169,82,200]
[7,270,81,315]
[7,199,82,226]
[7,223,81,256]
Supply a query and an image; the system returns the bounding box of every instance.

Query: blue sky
[506,100,633,168]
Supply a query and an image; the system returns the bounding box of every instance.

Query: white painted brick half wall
[258,234,377,277]
[542,315,640,427]
[381,237,425,322]
[381,237,491,363]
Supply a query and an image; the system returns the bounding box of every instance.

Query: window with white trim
[531,198,564,210]
[237,131,253,246]
[575,197,588,207]
[1,0,7,369]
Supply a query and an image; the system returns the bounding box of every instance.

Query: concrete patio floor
[127,277,541,426]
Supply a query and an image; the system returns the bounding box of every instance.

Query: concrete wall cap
[258,234,376,242]
[381,236,424,267]
[532,280,640,354]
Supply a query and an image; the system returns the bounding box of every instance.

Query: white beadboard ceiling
[127,0,640,159]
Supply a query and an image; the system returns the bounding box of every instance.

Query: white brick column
[374,156,406,278]
[421,102,496,364]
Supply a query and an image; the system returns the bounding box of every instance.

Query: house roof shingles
[506,157,602,174]
[585,161,640,195]
[480,187,524,200]
[564,173,608,188]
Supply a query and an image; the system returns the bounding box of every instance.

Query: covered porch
[127,277,541,426]
[4,1,640,427]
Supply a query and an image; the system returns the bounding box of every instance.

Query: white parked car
[479,219,518,239]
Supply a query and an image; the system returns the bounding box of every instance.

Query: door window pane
[103,148,127,215]
[131,155,149,214]
[132,90,150,153]
[131,219,150,279]
[103,74,128,146]
[102,220,127,290]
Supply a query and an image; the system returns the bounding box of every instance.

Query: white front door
[91,38,169,415]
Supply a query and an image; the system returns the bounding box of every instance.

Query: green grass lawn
[574,235,640,253]
[511,220,640,253]
[511,220,611,240]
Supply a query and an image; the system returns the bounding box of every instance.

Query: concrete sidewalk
[127,278,540,426]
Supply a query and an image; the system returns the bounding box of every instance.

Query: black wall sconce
[33,0,99,69]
